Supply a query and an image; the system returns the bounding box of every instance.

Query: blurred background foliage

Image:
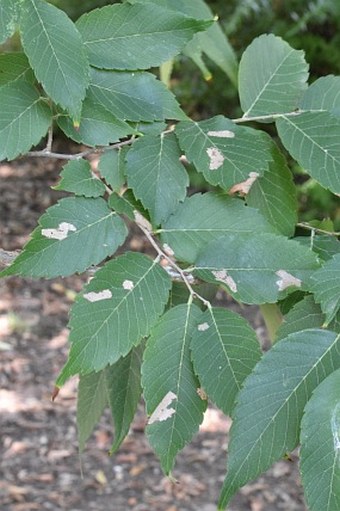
[2,0,340,227]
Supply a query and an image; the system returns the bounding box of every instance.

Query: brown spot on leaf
[229,172,260,196]
[197,388,208,400]
[212,269,238,293]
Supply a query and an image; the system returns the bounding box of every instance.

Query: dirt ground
[0,154,308,511]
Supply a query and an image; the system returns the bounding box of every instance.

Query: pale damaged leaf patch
[163,243,175,257]
[275,270,302,291]
[331,402,340,450]
[196,388,208,400]
[207,130,235,139]
[212,269,238,293]
[123,279,134,290]
[198,322,210,332]
[83,289,112,302]
[41,222,77,240]
[229,172,260,196]
[148,391,177,425]
[206,147,225,170]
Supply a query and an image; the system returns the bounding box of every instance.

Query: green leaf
[247,143,297,237]
[1,197,128,278]
[108,193,135,221]
[300,75,340,118]
[195,232,320,304]
[191,307,261,415]
[218,329,340,509]
[0,0,17,44]
[76,3,212,70]
[167,282,217,311]
[276,295,325,340]
[53,159,106,198]
[300,368,340,511]
[88,68,186,122]
[176,116,273,191]
[20,0,89,120]
[239,34,309,118]
[77,370,108,452]
[0,53,34,88]
[277,294,340,339]
[106,345,143,453]
[57,98,136,146]
[142,303,206,474]
[310,254,340,325]
[126,133,188,225]
[133,121,167,136]
[56,252,171,384]
[276,111,340,195]
[185,23,238,86]
[0,78,51,161]
[129,0,238,84]
[76,345,143,454]
[295,234,340,261]
[160,192,277,264]
[98,147,127,192]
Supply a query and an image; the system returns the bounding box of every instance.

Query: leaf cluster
[1,2,340,510]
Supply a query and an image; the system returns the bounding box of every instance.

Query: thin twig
[297,222,340,237]
[232,109,325,124]
[135,218,211,308]
[25,127,175,161]
[45,125,54,153]
[25,137,136,161]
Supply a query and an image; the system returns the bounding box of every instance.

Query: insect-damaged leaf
[76,3,212,70]
[142,303,206,474]
[195,232,320,304]
[160,192,277,263]
[1,197,127,278]
[175,115,273,191]
[56,253,171,385]
[191,307,261,415]
[300,368,340,511]
[218,329,340,509]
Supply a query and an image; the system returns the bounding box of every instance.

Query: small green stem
[259,303,283,344]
